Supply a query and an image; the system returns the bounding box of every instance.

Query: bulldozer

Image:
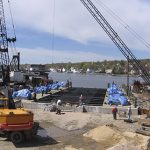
[0,87,39,144]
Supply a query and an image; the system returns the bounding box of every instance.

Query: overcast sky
[3,0,150,64]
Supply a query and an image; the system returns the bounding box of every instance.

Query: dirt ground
[0,109,149,150]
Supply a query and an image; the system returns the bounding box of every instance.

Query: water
[49,72,141,89]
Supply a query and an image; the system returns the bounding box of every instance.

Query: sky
[3,0,150,64]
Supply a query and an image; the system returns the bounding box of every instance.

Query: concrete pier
[21,87,137,115]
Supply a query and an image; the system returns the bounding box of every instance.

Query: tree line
[21,59,150,75]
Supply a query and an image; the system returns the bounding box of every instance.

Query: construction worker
[42,90,44,96]
[127,106,132,120]
[56,99,62,115]
[112,106,118,120]
[33,92,37,102]
[79,94,84,106]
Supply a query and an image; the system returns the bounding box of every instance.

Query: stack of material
[12,81,67,99]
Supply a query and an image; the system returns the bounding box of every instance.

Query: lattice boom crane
[0,0,20,85]
[80,0,150,84]
[0,0,9,66]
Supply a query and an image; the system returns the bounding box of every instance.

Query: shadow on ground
[14,126,58,148]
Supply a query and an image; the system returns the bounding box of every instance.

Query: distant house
[30,64,46,72]
[105,69,112,74]
[56,68,66,72]
[70,67,77,73]
[62,68,66,72]
[86,68,94,73]
[50,68,56,72]
[95,68,105,73]
[130,69,136,75]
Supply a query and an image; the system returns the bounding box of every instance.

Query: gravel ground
[0,109,149,150]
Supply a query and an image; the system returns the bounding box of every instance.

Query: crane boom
[80,0,150,84]
[0,0,20,85]
[0,0,9,66]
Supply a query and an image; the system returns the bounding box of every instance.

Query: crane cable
[7,0,17,54]
[51,0,55,64]
[93,0,150,49]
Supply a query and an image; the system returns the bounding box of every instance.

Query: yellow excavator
[0,88,39,144]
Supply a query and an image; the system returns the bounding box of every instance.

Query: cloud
[5,0,150,42]
[17,47,120,64]
[4,0,150,60]
[4,0,51,32]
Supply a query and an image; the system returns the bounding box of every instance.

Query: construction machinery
[80,0,150,85]
[0,0,20,86]
[80,0,150,135]
[0,0,39,143]
[0,88,39,143]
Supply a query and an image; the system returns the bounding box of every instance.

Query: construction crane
[0,0,20,85]
[80,0,150,85]
[0,1,39,144]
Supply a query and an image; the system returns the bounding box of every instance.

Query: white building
[70,67,79,73]
[50,68,56,72]
[105,69,112,74]
[62,68,66,72]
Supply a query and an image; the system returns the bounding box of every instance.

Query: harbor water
[49,72,141,89]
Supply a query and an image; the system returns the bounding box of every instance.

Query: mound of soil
[83,125,150,150]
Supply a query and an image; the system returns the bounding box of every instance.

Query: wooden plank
[136,129,150,136]
[142,126,150,131]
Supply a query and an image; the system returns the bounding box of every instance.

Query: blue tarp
[33,81,67,93]
[47,81,67,90]
[119,96,128,106]
[57,81,67,87]
[107,83,128,106]
[12,81,67,99]
[51,83,59,90]
[12,89,32,99]
[34,86,49,94]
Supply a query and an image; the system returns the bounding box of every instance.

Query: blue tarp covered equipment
[12,81,67,99]
[12,89,32,99]
[107,83,128,106]
[34,86,49,94]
